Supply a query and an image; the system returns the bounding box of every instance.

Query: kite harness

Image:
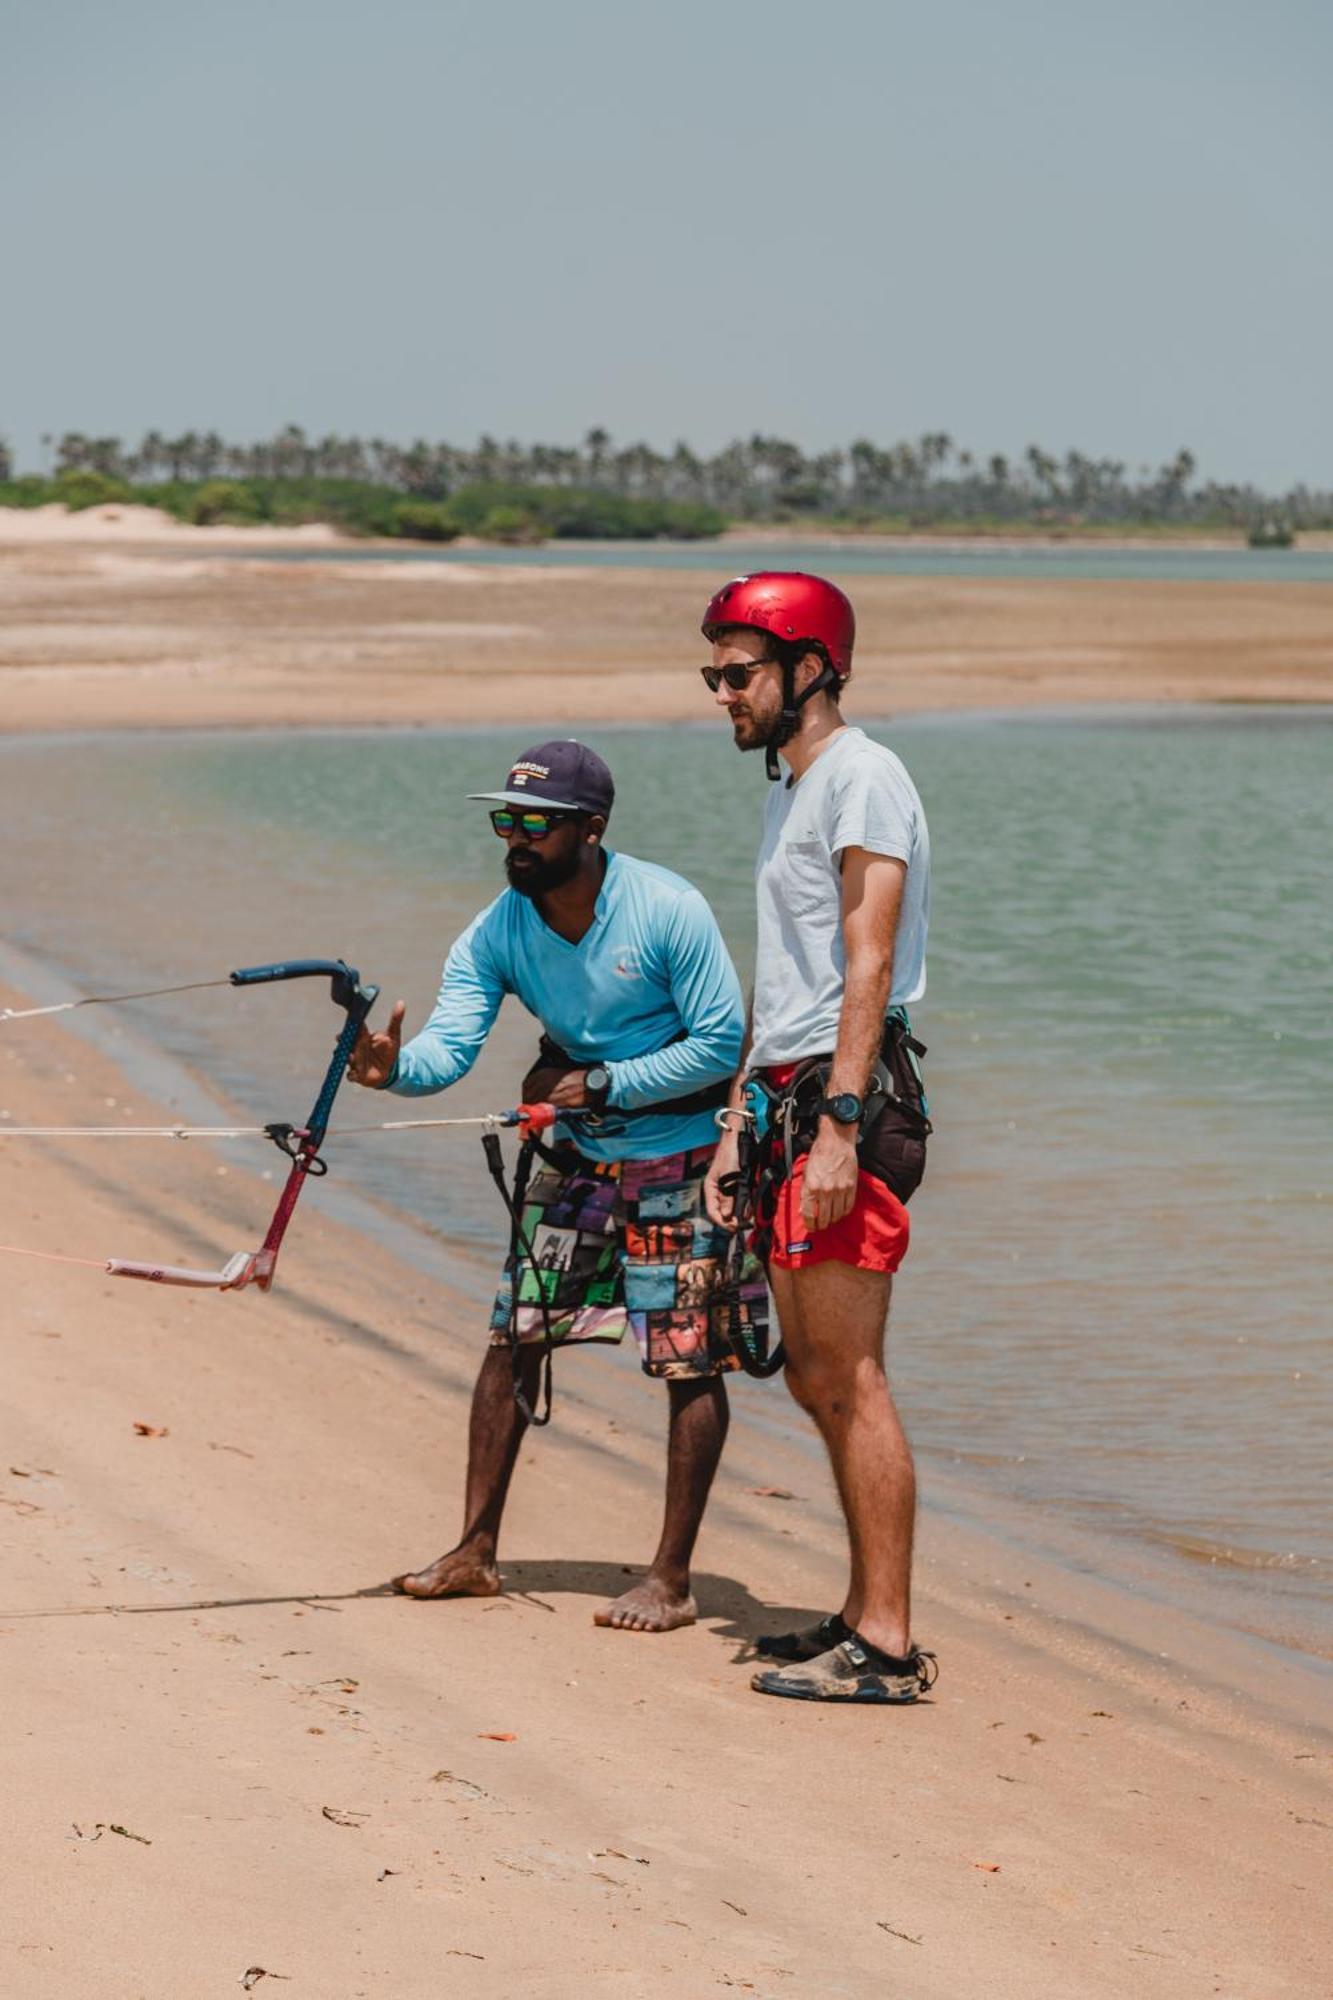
[478,1034,736,1425]
[716,1011,932,1375]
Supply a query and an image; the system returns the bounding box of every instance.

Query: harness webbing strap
[481,1131,556,1427]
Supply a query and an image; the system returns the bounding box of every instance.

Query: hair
[770,635,843,703]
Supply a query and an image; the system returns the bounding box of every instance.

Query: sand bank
[2,539,1332,733]
[0,503,347,547]
[1,988,1328,1997]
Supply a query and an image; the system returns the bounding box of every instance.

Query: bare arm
[703,992,754,1230]
[826,849,905,1097]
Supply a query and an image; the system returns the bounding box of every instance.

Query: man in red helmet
[702,573,937,1705]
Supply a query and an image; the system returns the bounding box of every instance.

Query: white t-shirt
[749,726,930,1067]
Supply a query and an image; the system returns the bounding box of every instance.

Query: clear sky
[2,0,1329,489]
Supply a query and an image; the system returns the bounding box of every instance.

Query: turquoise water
[200,538,1333,584]
[3,712,1331,1648]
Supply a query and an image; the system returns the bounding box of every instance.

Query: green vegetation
[1,424,1326,539]
[188,479,264,526]
[0,453,726,544]
[1246,517,1296,550]
[388,500,460,543]
[0,474,53,507]
[52,467,133,510]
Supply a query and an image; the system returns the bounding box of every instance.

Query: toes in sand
[392,1550,502,1599]
[594,1576,697,1633]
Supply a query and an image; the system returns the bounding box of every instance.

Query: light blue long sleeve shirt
[389,851,742,1162]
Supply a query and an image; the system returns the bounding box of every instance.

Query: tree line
[1,424,1326,535]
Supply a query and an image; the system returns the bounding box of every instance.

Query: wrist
[817,1089,864,1128]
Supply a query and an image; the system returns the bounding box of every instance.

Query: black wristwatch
[584,1064,612,1112]
[818,1092,864,1126]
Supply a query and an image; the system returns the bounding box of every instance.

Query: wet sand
[2,532,1333,733]
[2,990,1330,1997]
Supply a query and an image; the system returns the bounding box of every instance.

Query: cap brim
[467,789,580,811]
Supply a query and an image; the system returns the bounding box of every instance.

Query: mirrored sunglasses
[489,807,574,840]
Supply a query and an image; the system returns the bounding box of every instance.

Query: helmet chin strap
[765,660,836,780]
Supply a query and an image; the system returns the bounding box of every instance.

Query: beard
[505,843,583,897]
[728,702,783,753]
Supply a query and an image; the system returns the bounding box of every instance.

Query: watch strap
[817,1092,863,1125]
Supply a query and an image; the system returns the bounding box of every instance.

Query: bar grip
[230,959,351,987]
[230,959,376,1015]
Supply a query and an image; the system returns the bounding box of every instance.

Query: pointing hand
[348,999,406,1088]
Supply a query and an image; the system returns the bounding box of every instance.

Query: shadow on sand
[447,1556,823,1663]
[3,1561,822,1661]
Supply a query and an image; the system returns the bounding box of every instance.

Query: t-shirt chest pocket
[777,836,831,917]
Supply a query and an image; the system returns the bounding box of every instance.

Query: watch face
[586,1066,610,1092]
[825,1093,862,1124]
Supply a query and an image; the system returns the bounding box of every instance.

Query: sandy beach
[2,517,1333,734]
[3,518,1331,1995]
[2,989,1329,1999]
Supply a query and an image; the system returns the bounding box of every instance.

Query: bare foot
[392,1547,501,1600]
[593,1573,697,1633]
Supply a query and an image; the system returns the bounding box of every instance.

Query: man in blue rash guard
[348,740,768,1633]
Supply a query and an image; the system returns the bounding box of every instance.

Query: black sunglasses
[700,656,778,693]
[489,806,577,840]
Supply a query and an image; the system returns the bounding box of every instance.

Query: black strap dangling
[481,1129,556,1427]
[766,658,836,779]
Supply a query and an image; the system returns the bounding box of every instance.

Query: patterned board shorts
[488,1141,770,1380]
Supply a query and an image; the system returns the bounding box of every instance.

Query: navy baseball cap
[468,739,615,817]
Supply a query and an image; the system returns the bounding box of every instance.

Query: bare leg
[394,1344,539,1598]
[770,1262,916,1658]
[595,1374,730,1632]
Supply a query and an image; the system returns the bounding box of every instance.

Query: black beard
[505,845,583,897]
[732,707,784,752]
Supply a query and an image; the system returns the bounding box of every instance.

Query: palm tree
[667,441,703,501]
[583,427,612,486]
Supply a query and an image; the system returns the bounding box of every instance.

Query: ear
[796,648,826,692]
[585,814,607,845]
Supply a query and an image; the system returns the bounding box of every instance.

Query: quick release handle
[505,1102,558,1133]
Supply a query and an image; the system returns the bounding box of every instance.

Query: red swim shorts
[764,1156,911,1274]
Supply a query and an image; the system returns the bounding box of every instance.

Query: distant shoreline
[3,500,1331,555]
[722,520,1333,553]
[3,534,1331,735]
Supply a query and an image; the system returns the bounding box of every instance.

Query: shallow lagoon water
[216,537,1333,584]
[4,709,1330,1650]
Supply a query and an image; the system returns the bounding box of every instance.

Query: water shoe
[751,1634,938,1703]
[753,1611,852,1662]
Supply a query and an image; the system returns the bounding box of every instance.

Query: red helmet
[701,571,855,679]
